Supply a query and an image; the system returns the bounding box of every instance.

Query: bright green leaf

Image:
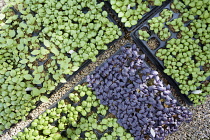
[24,74,33,80]
[7,39,13,45]
[20,59,28,64]
[0,13,5,20]
[39,88,46,93]
[60,78,67,83]
[33,78,42,84]
[32,88,40,97]
[10,70,16,77]
[31,50,40,55]
[17,43,24,51]
[51,47,59,55]
[72,66,79,71]
[9,30,16,38]
[12,77,18,83]
[38,65,44,72]
[48,85,55,91]
[44,39,50,47]
[28,56,36,62]
[53,74,59,80]
[41,47,49,55]
[40,96,49,103]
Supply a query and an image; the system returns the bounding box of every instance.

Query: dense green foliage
[107,0,167,27]
[139,9,172,41]
[0,0,121,134]
[138,0,210,105]
[14,84,134,140]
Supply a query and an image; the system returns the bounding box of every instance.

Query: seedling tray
[2,6,124,135]
[131,2,210,105]
[9,6,124,104]
[88,43,178,103]
[17,44,181,139]
[35,16,124,106]
[17,78,126,140]
[104,0,172,31]
[13,80,102,138]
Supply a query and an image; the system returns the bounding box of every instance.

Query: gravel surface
[0,1,209,140]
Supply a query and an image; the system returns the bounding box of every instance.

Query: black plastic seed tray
[93,43,178,101]
[16,78,114,140]
[34,15,124,105]
[19,47,126,135]
[103,0,172,31]
[2,6,124,135]
[130,1,209,105]
[17,44,180,139]
[9,5,124,103]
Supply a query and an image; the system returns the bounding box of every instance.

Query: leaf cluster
[14,84,133,140]
[155,0,210,105]
[107,0,167,27]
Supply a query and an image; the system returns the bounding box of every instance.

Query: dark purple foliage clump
[87,44,192,140]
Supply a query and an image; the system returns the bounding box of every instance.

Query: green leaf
[19,22,27,29]
[72,66,79,71]
[51,56,56,59]
[9,112,15,118]
[27,28,33,34]
[60,78,67,83]
[51,60,56,66]
[53,74,59,80]
[33,78,42,84]
[23,94,32,100]
[0,37,5,42]
[116,127,124,133]
[28,56,36,62]
[8,85,14,91]
[51,47,59,55]
[43,129,51,135]
[0,13,5,20]
[44,39,50,47]
[17,30,24,37]
[24,74,33,80]
[48,85,55,91]
[64,69,72,75]
[32,88,40,97]
[39,88,46,93]
[20,82,26,87]
[7,39,13,45]
[41,47,49,55]
[17,43,24,51]
[10,70,16,77]
[20,59,28,64]
[40,96,49,103]
[17,4,23,11]
[38,65,44,72]
[9,30,16,38]
[83,53,89,60]
[31,50,40,55]
[12,77,18,83]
